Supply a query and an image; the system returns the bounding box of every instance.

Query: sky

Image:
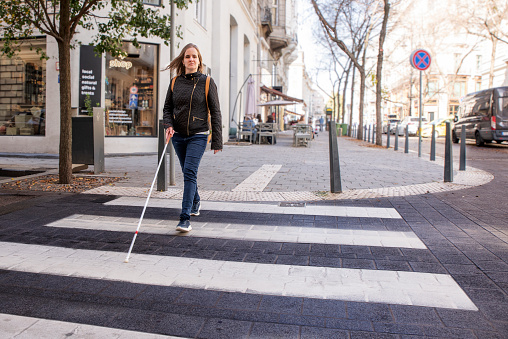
[296,0,335,101]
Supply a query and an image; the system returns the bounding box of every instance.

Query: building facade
[0,0,300,154]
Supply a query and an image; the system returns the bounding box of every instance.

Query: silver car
[397,116,428,136]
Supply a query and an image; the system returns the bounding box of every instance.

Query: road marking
[0,313,184,338]
[105,197,402,219]
[0,242,477,310]
[47,215,426,249]
[232,164,282,192]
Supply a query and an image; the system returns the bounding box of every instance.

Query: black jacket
[163,72,222,150]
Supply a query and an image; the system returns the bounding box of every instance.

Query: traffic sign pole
[418,70,422,158]
[409,49,431,159]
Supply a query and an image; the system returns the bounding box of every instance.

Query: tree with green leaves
[0,0,191,184]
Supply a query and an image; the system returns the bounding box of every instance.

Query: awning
[258,100,300,107]
[260,85,304,103]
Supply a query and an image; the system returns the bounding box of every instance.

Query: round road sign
[410,49,431,71]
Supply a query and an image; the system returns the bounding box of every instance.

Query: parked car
[388,119,400,134]
[383,118,400,134]
[418,116,454,138]
[452,86,508,146]
[396,116,428,136]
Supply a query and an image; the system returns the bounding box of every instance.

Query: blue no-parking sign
[410,49,431,71]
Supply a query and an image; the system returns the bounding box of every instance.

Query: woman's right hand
[165,127,174,144]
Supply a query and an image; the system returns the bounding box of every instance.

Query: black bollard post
[372,125,376,144]
[329,120,342,193]
[364,126,367,141]
[460,125,466,171]
[394,124,399,151]
[444,121,453,182]
[404,125,409,153]
[368,125,371,143]
[430,124,436,161]
[386,130,390,148]
[157,119,168,191]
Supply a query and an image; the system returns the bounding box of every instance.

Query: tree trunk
[350,65,356,138]
[58,0,73,184]
[359,70,365,141]
[341,65,350,126]
[376,0,390,146]
[489,36,497,88]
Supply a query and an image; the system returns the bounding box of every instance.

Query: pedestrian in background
[163,43,222,232]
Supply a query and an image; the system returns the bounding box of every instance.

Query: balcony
[260,7,272,39]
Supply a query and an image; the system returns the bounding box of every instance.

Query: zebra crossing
[0,196,480,337]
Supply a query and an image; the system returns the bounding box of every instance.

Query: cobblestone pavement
[0,132,507,338]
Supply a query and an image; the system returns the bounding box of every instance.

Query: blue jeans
[172,133,208,220]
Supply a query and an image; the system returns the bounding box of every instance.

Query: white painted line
[0,242,477,310]
[232,164,282,192]
[46,215,426,249]
[105,197,402,219]
[0,313,183,338]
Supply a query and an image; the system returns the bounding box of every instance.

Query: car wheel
[475,131,484,146]
[452,129,459,143]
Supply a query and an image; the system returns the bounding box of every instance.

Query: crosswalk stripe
[0,242,477,311]
[47,215,426,249]
[232,164,282,192]
[106,197,402,219]
[0,313,183,339]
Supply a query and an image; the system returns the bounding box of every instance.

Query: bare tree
[311,0,375,140]
[459,0,508,87]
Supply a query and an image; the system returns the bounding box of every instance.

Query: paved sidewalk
[0,131,494,201]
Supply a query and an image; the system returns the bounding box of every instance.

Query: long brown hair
[164,43,203,75]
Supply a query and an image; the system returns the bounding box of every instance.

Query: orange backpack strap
[205,76,212,144]
[171,77,177,92]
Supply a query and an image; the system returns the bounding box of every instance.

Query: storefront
[105,42,158,138]
[0,38,46,137]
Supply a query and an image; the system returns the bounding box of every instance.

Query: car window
[500,97,508,118]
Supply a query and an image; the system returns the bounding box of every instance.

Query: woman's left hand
[213,149,221,154]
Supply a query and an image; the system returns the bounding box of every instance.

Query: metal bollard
[329,121,342,193]
[444,121,453,182]
[364,126,367,141]
[404,125,409,153]
[460,125,466,171]
[157,119,168,191]
[430,124,436,161]
[386,130,390,148]
[372,125,376,144]
[368,125,371,143]
[394,124,399,151]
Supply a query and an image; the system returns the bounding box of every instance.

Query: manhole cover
[279,202,306,207]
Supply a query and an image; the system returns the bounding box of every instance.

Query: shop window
[105,42,158,137]
[0,38,46,136]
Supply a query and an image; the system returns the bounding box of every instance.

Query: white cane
[124,134,171,263]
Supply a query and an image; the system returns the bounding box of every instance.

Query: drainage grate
[279,202,306,208]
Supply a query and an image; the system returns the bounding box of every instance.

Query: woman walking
[163,43,222,232]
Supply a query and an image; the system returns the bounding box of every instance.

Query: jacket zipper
[193,116,204,121]
[187,78,199,135]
